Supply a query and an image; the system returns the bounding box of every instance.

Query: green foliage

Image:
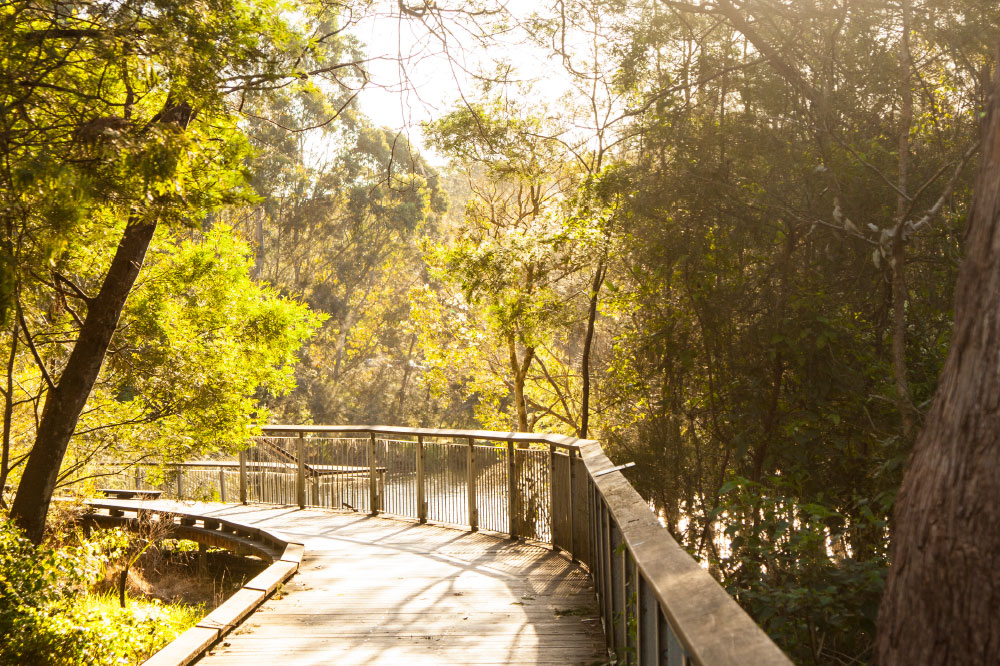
[0,0,355,491]
[231,86,453,427]
[717,478,886,664]
[105,226,322,455]
[0,515,196,665]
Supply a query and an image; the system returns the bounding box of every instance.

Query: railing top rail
[261,424,588,451]
[576,440,792,665]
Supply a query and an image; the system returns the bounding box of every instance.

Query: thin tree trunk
[580,261,605,439]
[395,333,417,418]
[508,336,535,432]
[0,319,18,505]
[875,48,1000,664]
[892,0,916,438]
[10,219,157,543]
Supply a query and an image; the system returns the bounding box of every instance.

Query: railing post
[176,468,184,499]
[219,468,227,503]
[417,436,427,523]
[239,449,248,504]
[568,449,576,560]
[611,522,626,660]
[548,443,557,548]
[368,433,378,515]
[602,502,614,655]
[467,437,477,532]
[508,440,518,538]
[296,433,306,509]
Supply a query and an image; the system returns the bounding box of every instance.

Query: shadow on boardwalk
[145,501,607,665]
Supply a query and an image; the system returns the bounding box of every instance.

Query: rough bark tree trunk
[875,51,1000,664]
[10,219,157,543]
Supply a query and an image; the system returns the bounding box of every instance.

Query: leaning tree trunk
[875,53,1000,664]
[580,261,605,439]
[10,220,157,543]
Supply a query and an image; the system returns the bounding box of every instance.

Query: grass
[73,592,203,665]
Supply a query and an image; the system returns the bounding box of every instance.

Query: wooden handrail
[261,424,586,450]
[576,441,791,665]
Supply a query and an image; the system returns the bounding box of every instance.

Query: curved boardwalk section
[125,501,605,665]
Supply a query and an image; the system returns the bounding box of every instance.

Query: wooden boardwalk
[130,501,606,665]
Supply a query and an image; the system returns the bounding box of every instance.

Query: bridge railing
[96,425,790,666]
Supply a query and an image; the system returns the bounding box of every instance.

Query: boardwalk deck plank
[110,501,606,665]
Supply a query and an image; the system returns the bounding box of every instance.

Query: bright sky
[349,2,577,165]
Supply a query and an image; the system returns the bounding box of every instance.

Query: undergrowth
[0,509,203,665]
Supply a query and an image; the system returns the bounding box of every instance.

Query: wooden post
[509,440,518,539]
[296,433,306,509]
[368,433,378,515]
[467,437,477,531]
[601,503,614,654]
[176,468,184,499]
[416,436,426,523]
[219,468,226,503]
[548,443,557,548]
[239,449,248,504]
[568,450,576,560]
[611,523,625,657]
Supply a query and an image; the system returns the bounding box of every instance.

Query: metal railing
[96,425,790,666]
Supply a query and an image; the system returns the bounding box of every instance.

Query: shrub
[0,514,196,665]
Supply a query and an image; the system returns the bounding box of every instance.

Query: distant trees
[228,86,451,426]
[415,99,619,435]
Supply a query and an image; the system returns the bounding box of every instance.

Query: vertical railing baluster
[665,611,684,666]
[296,433,306,509]
[467,437,478,531]
[417,435,426,523]
[638,573,659,666]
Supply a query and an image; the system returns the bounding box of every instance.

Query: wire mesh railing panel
[375,438,418,518]
[515,447,551,542]
[475,444,509,534]
[301,436,372,512]
[244,436,298,505]
[423,440,469,527]
[88,432,567,547]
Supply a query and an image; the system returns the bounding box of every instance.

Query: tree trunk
[0,319,17,506]
[875,53,1000,664]
[508,336,534,432]
[10,220,157,543]
[891,0,917,439]
[580,261,605,439]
